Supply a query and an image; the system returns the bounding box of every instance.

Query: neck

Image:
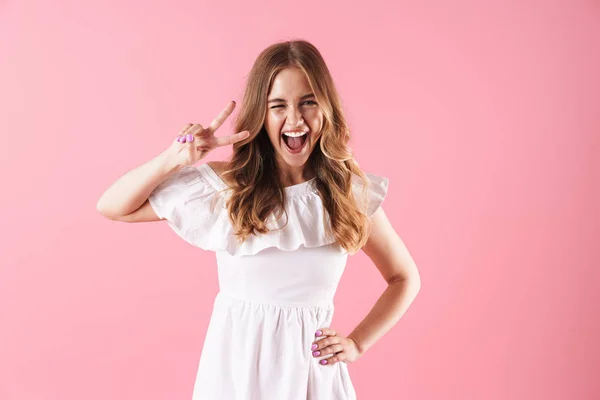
[275,162,316,188]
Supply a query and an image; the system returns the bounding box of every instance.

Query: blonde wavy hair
[221,39,372,254]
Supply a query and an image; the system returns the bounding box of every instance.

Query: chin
[281,156,310,168]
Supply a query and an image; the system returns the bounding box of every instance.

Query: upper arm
[361,206,421,285]
[107,199,164,223]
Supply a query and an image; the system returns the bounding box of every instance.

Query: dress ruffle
[148,163,389,257]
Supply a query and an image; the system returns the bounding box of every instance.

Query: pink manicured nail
[311,344,318,350]
[320,359,327,365]
[312,351,320,357]
[186,133,193,141]
[177,136,184,142]
[315,330,322,336]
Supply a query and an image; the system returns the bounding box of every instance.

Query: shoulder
[206,161,227,174]
[206,161,235,186]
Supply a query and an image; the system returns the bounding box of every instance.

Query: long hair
[222,39,371,254]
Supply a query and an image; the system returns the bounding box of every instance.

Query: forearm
[347,277,420,355]
[96,150,183,218]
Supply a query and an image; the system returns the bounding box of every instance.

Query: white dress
[148,163,389,400]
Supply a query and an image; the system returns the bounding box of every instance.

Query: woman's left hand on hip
[311,327,362,366]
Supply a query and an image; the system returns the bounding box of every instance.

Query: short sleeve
[148,166,199,220]
[352,172,389,217]
[147,165,222,246]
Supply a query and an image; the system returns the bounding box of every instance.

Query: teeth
[282,131,308,137]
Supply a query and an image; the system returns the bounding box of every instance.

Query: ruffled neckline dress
[148,163,389,399]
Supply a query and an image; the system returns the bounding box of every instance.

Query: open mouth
[282,131,309,154]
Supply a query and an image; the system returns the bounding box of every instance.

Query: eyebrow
[267,93,316,103]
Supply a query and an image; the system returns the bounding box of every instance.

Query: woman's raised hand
[166,101,250,168]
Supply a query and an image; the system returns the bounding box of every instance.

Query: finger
[206,100,236,135]
[175,123,194,142]
[320,354,343,366]
[315,327,337,337]
[176,124,203,142]
[314,344,344,357]
[215,130,250,147]
[180,123,194,135]
[188,123,204,136]
[312,336,341,351]
[176,131,196,143]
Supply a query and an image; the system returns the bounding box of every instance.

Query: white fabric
[148,163,389,399]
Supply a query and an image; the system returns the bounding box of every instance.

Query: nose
[286,106,304,127]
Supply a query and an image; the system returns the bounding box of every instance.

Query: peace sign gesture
[167,101,250,168]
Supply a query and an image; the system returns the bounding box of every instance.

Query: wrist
[347,335,366,356]
[157,150,185,175]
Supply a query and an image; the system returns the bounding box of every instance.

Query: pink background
[1,0,599,399]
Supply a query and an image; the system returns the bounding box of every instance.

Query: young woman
[97,39,421,399]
